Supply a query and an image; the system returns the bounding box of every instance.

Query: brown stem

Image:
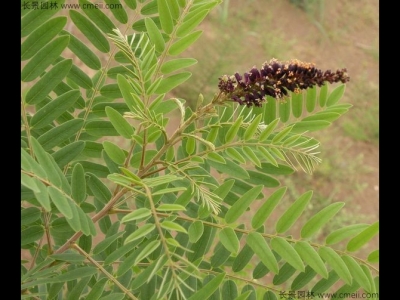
[54,188,128,254]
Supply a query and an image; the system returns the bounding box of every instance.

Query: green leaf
[225,185,263,224]
[71,163,86,204]
[242,146,261,167]
[75,161,109,178]
[51,266,98,282]
[342,255,371,291]
[188,220,216,262]
[30,90,80,129]
[30,137,62,187]
[117,74,143,111]
[121,208,151,223]
[232,244,254,272]
[141,0,158,15]
[225,147,246,164]
[291,120,331,133]
[25,59,73,105]
[33,180,52,212]
[319,84,329,107]
[318,247,352,285]
[326,84,346,107]
[185,136,196,155]
[269,147,286,161]
[247,170,279,187]
[145,17,165,53]
[161,58,197,74]
[362,265,377,295]
[155,72,192,94]
[301,202,345,239]
[85,120,119,136]
[21,173,39,192]
[247,232,279,274]
[346,221,379,252]
[102,141,126,165]
[207,159,250,179]
[124,224,155,244]
[79,0,115,34]
[169,30,203,55]
[251,187,286,229]
[188,221,204,243]
[67,276,92,300]
[270,237,304,272]
[21,225,44,245]
[52,141,85,168]
[100,83,123,99]
[272,125,293,144]
[47,186,73,219]
[302,112,341,122]
[243,114,263,140]
[279,99,291,123]
[93,231,124,255]
[104,0,128,23]
[135,240,161,264]
[275,190,312,234]
[131,256,168,290]
[291,266,317,290]
[152,187,187,195]
[160,221,187,233]
[69,10,110,53]
[157,204,186,211]
[177,9,209,37]
[21,207,41,226]
[67,64,93,89]
[306,86,317,112]
[207,152,226,164]
[263,97,277,126]
[84,277,108,300]
[188,273,226,300]
[273,262,296,285]
[291,92,303,118]
[225,116,243,143]
[222,280,238,299]
[311,270,340,293]
[294,241,328,278]
[259,118,279,141]
[21,17,67,60]
[367,250,379,263]
[87,172,112,204]
[256,162,294,175]
[257,147,278,167]
[62,30,102,70]
[219,227,240,255]
[37,118,83,150]
[21,0,64,37]
[325,224,369,245]
[157,0,173,34]
[22,36,70,82]
[263,291,278,300]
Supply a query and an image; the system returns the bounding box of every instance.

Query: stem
[72,244,138,300]
[43,211,53,254]
[54,188,128,254]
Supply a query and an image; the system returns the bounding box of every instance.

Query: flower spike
[218,58,350,107]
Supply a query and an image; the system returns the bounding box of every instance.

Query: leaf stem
[72,243,138,300]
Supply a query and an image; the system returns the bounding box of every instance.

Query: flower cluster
[218,59,350,107]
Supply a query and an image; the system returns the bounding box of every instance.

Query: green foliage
[21,1,378,299]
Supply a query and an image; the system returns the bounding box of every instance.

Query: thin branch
[72,243,138,300]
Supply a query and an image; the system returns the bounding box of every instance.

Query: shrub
[21,1,378,299]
